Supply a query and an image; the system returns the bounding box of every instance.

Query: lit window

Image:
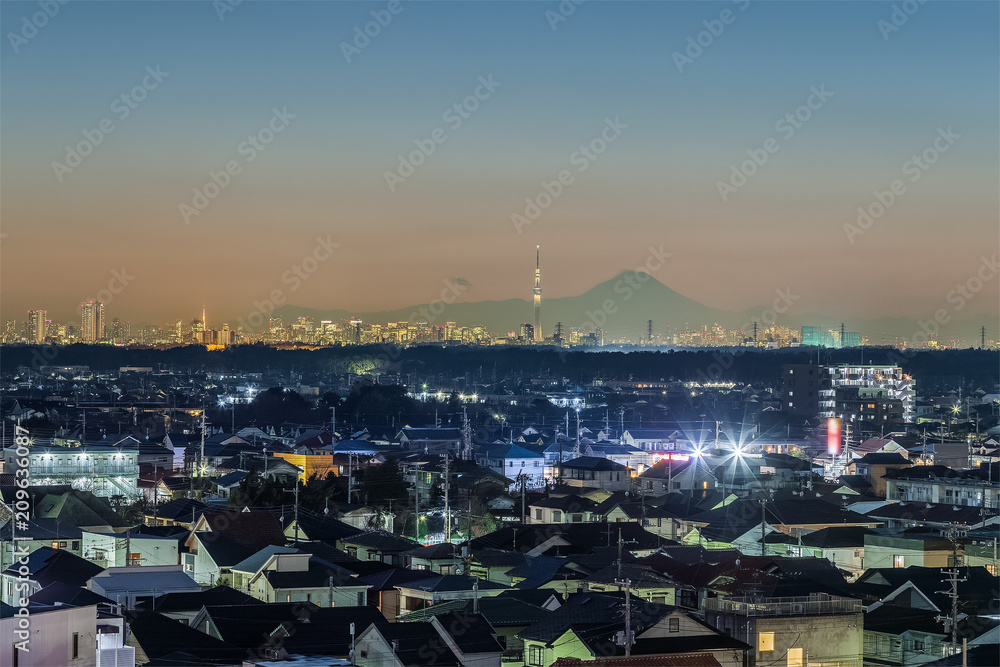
[759,632,775,652]
[893,555,904,568]
[787,647,803,667]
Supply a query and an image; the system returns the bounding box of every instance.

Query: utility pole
[518,473,527,524]
[575,409,581,455]
[283,478,300,543]
[414,472,420,542]
[937,565,967,654]
[347,452,354,505]
[461,406,472,460]
[441,453,451,542]
[760,495,768,556]
[614,578,634,658]
[616,526,637,579]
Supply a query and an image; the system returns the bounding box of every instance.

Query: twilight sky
[1,0,997,327]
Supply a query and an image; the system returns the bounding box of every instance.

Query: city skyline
[1,2,998,326]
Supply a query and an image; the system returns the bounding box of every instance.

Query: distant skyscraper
[27,310,46,344]
[80,301,105,342]
[533,245,541,342]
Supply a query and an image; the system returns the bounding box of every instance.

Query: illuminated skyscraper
[533,245,541,342]
[27,310,47,343]
[80,301,105,342]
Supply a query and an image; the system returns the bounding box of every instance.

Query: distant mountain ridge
[271,272,994,342]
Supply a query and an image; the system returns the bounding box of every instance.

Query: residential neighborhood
[1,353,998,666]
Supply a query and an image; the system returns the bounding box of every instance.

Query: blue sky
[1,1,997,325]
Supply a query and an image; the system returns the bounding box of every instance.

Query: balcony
[703,595,861,617]
[31,464,139,476]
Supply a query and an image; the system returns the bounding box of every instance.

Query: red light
[827,418,842,455]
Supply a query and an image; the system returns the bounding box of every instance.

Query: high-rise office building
[80,301,105,342]
[27,310,47,343]
[533,245,541,342]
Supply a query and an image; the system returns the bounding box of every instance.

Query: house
[398,427,464,454]
[885,464,1000,509]
[395,574,508,615]
[1,600,133,667]
[703,593,862,667]
[230,547,369,606]
[793,525,877,573]
[621,428,684,451]
[640,457,718,494]
[862,532,957,569]
[143,496,208,528]
[183,509,287,585]
[86,565,201,608]
[31,489,133,533]
[404,542,463,573]
[862,605,997,666]
[125,609,244,666]
[583,563,684,605]
[520,592,748,667]
[591,494,683,540]
[133,585,254,626]
[190,601,385,662]
[528,494,597,524]
[360,568,439,620]
[1,547,103,607]
[80,529,180,568]
[396,593,553,661]
[557,456,631,492]
[354,614,504,667]
[847,452,912,497]
[0,518,83,569]
[476,444,546,489]
[338,530,420,566]
[852,566,999,619]
[279,507,361,543]
[1,445,139,498]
